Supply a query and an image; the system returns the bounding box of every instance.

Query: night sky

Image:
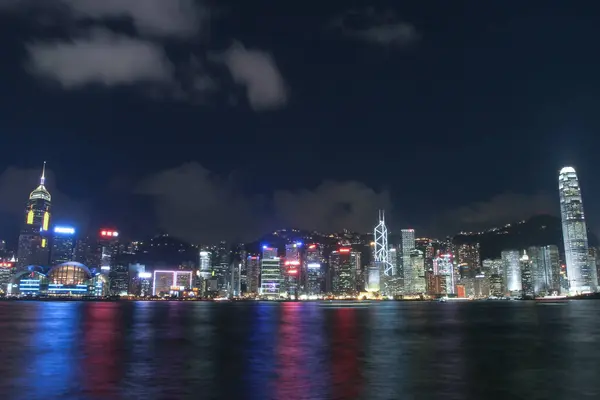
[0,0,599,244]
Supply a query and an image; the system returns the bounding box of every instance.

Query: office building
[433,253,455,295]
[260,246,280,298]
[50,226,76,265]
[456,243,481,278]
[520,251,534,298]
[305,244,323,296]
[502,250,521,294]
[409,249,426,293]
[17,163,51,268]
[400,229,415,292]
[246,255,260,294]
[559,166,597,293]
[330,248,360,296]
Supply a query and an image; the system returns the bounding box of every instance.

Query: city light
[284,260,301,266]
[307,263,320,269]
[54,226,75,234]
[339,248,351,253]
[308,244,316,249]
[138,272,152,279]
[288,269,298,275]
[100,230,119,237]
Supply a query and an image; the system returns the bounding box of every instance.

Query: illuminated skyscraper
[456,243,481,278]
[409,249,426,293]
[50,226,76,265]
[520,251,534,298]
[330,248,360,296]
[400,229,415,292]
[374,210,393,275]
[433,253,456,294]
[260,246,280,298]
[17,163,51,268]
[246,255,260,294]
[501,250,521,294]
[199,251,212,279]
[559,166,597,293]
[305,244,323,295]
[527,245,561,295]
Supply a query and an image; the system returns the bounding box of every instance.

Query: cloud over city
[1,0,288,110]
[332,8,419,48]
[136,162,392,243]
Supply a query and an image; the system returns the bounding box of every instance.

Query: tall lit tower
[559,166,596,293]
[374,210,393,275]
[400,229,415,292]
[17,162,52,268]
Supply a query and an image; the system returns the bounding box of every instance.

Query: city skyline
[1,1,600,243]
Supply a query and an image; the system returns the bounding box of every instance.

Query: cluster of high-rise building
[0,164,598,299]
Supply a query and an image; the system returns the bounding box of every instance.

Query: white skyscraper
[374,210,393,276]
[559,166,596,293]
[501,250,521,294]
[401,229,415,292]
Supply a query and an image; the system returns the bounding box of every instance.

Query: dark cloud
[441,192,557,233]
[2,0,288,111]
[60,0,206,38]
[135,163,391,243]
[0,166,89,240]
[273,182,391,233]
[332,8,419,48]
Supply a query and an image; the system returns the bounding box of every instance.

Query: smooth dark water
[0,301,599,400]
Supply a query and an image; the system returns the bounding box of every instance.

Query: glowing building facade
[330,248,360,296]
[502,250,521,294]
[246,255,260,294]
[400,229,415,292]
[527,245,561,295]
[433,254,455,294]
[305,244,323,295]
[558,166,597,293]
[17,163,51,269]
[50,226,76,265]
[260,247,280,298]
[152,270,193,297]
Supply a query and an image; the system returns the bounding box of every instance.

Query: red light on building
[456,285,466,298]
[339,248,351,253]
[100,230,119,238]
[0,262,13,268]
[308,244,316,249]
[288,269,298,275]
[284,260,301,266]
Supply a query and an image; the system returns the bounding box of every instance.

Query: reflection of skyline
[331,308,364,399]
[24,303,81,398]
[82,302,122,397]
[244,303,279,399]
[363,303,407,399]
[0,302,599,399]
[275,303,327,400]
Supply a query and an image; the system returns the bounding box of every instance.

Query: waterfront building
[559,166,597,293]
[501,250,521,294]
[17,163,51,269]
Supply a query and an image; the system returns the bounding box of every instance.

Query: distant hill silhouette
[453,214,598,260]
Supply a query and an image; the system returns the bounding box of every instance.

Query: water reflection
[275,303,327,400]
[81,302,122,398]
[0,301,599,399]
[22,302,81,399]
[330,307,364,399]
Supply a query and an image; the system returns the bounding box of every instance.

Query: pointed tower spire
[40,161,46,185]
